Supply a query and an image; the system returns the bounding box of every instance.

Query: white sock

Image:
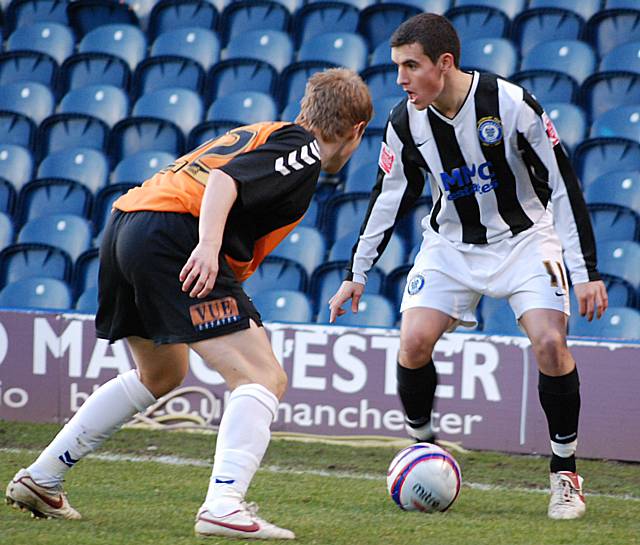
[28,370,156,486]
[205,383,278,514]
[551,439,578,460]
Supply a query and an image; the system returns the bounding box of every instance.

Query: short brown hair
[390,13,460,68]
[297,68,372,142]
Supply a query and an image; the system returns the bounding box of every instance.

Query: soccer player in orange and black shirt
[7,69,372,540]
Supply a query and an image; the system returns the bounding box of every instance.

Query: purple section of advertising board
[0,311,638,461]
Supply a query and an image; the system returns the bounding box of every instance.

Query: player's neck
[432,69,473,118]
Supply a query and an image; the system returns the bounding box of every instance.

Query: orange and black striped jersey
[114,122,321,281]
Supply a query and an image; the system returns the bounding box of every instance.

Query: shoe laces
[553,477,577,505]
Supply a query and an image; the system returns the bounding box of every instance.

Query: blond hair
[297,68,373,142]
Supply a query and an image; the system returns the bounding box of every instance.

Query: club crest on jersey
[407,274,425,295]
[477,116,503,146]
[379,142,395,174]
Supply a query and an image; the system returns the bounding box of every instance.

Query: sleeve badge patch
[379,142,395,174]
[542,112,560,147]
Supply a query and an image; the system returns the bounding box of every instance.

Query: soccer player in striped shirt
[329,13,608,520]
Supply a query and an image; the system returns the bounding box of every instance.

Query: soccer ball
[386,442,462,512]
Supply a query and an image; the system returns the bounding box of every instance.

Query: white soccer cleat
[548,471,586,520]
[195,501,295,540]
[5,468,81,520]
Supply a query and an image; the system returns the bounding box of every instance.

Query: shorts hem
[400,301,477,331]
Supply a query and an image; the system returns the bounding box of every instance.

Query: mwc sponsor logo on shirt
[439,161,499,201]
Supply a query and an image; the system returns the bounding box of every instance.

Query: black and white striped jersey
[347,71,600,285]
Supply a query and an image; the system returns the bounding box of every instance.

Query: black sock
[397,360,438,428]
[539,367,580,473]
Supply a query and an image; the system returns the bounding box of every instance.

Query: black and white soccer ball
[386,442,462,512]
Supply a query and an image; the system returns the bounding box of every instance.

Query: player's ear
[438,53,454,73]
[352,121,367,140]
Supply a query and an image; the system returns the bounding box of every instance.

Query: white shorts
[400,216,570,330]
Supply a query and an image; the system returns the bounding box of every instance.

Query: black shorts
[95,210,262,344]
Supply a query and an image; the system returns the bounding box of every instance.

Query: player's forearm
[198,169,238,247]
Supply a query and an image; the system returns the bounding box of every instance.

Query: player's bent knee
[138,367,186,398]
[398,335,436,368]
[531,330,568,365]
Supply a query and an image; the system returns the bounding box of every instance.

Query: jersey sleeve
[346,105,425,285]
[217,124,321,211]
[516,93,600,284]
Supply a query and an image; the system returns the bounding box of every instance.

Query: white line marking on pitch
[1,448,637,502]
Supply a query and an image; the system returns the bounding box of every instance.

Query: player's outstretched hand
[179,241,220,298]
[573,280,608,321]
[329,281,365,323]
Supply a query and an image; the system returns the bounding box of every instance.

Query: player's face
[392,43,445,111]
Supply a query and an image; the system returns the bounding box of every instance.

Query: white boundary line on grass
[1,448,638,502]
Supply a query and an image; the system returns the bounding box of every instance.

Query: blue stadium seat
[0,276,72,310]
[67,0,139,37]
[60,53,131,95]
[207,91,277,125]
[7,22,74,66]
[322,192,371,244]
[0,243,72,287]
[112,150,175,185]
[18,214,92,261]
[79,24,147,71]
[581,73,640,121]
[447,6,510,42]
[0,111,35,149]
[150,28,221,72]
[109,117,184,163]
[252,289,313,323]
[382,0,449,12]
[596,240,640,307]
[605,0,640,7]
[293,1,359,47]
[453,0,525,19]
[298,32,367,72]
[600,41,640,74]
[543,102,587,153]
[128,0,157,25]
[277,61,335,109]
[317,293,396,327]
[0,144,33,190]
[188,121,239,148]
[358,3,421,52]
[0,81,54,125]
[280,102,300,122]
[133,87,204,135]
[585,170,640,212]
[208,59,277,101]
[521,40,596,85]
[221,0,290,46]
[0,211,14,250]
[134,56,205,97]
[590,208,639,243]
[587,9,640,58]
[569,306,640,340]
[511,70,578,104]
[299,197,319,228]
[93,183,135,236]
[37,148,109,193]
[591,105,640,143]
[370,42,393,67]
[480,297,524,336]
[17,179,93,225]
[59,85,130,128]
[0,51,57,89]
[344,161,379,193]
[512,8,584,58]
[385,263,410,308]
[310,261,385,315]
[370,96,402,130]
[148,0,218,40]
[398,197,432,249]
[37,114,109,158]
[225,30,294,73]
[73,247,100,296]
[574,137,640,187]
[269,226,326,277]
[75,285,98,314]
[362,65,402,102]
[0,179,17,217]
[243,256,308,296]
[330,230,406,276]
[346,130,383,176]
[461,38,518,78]
[528,0,600,21]
[5,0,69,30]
